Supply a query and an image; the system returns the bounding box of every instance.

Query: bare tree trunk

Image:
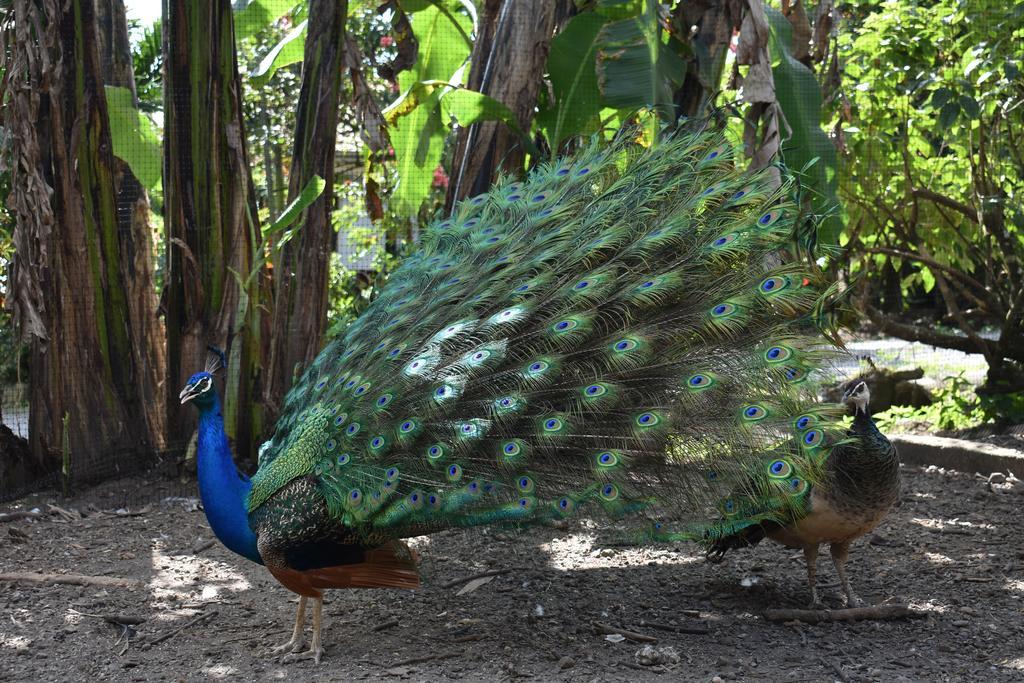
[446,0,565,205]
[163,0,264,461]
[265,0,347,415]
[1,0,164,480]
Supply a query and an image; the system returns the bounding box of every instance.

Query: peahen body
[705,381,899,607]
[180,129,882,662]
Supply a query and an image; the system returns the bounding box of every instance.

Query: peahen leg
[282,596,324,664]
[270,595,307,655]
[830,541,862,607]
[802,544,823,608]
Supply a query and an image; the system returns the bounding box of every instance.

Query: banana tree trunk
[163,0,265,462]
[1,0,165,480]
[446,0,565,205]
[95,0,167,449]
[265,0,348,414]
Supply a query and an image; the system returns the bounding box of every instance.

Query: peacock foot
[843,593,863,608]
[282,645,324,664]
[269,637,305,656]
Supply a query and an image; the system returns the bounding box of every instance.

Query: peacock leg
[802,544,823,608]
[830,541,862,607]
[270,596,307,655]
[282,596,324,664]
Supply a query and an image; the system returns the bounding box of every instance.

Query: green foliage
[535,12,605,149]
[104,85,162,191]
[764,6,839,244]
[835,0,1023,304]
[876,373,1024,432]
[249,18,307,87]
[385,3,471,215]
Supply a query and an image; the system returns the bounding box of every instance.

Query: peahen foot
[282,644,324,664]
[270,637,305,656]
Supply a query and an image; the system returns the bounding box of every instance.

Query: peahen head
[842,381,870,415]
[180,372,217,410]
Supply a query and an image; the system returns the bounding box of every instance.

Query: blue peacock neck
[195,392,263,565]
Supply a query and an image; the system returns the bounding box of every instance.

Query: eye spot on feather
[376,394,393,408]
[517,476,534,493]
[742,405,767,421]
[373,341,386,352]
[465,219,479,228]
[345,422,361,436]
[732,189,746,200]
[636,412,659,427]
[537,208,553,218]
[600,484,619,500]
[596,451,618,467]
[370,436,385,450]
[795,415,813,430]
[400,420,416,433]
[532,194,546,202]
[558,497,573,512]
[514,284,530,293]
[612,339,637,352]
[354,383,371,396]
[574,280,590,290]
[336,453,350,466]
[345,379,357,389]
[326,439,337,451]
[526,360,549,374]
[427,444,445,460]
[315,379,327,391]
[556,168,570,176]
[333,414,348,427]
[802,429,824,448]
[768,459,792,478]
[760,277,782,292]
[687,374,712,389]
[711,303,735,317]
[759,210,781,226]
[544,418,562,431]
[576,167,590,176]
[553,319,577,332]
[502,441,522,457]
[446,464,462,481]
[638,280,655,289]
[784,366,806,383]
[721,499,737,515]
[347,489,363,507]
[584,384,607,397]
[471,195,485,205]
[507,194,522,202]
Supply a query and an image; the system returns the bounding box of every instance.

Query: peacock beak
[179,384,198,405]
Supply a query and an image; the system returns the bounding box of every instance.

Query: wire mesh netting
[0,0,1018,511]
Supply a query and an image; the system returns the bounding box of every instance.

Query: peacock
[704,380,899,607]
[179,127,892,663]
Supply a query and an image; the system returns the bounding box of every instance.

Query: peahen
[704,380,899,607]
[179,128,872,662]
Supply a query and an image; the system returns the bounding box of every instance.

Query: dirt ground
[1,464,1022,683]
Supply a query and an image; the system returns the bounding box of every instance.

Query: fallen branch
[0,571,144,589]
[142,611,219,649]
[47,504,80,521]
[389,651,458,667]
[372,619,400,632]
[639,620,709,635]
[592,621,657,643]
[820,657,850,683]
[763,604,927,623]
[440,567,523,589]
[0,510,42,523]
[69,609,147,626]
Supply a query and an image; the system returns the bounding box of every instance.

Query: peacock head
[180,372,217,410]
[842,381,870,415]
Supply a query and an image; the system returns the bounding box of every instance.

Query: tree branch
[912,188,978,223]
[863,304,1021,362]
[863,247,997,314]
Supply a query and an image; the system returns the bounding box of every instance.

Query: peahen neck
[195,392,263,564]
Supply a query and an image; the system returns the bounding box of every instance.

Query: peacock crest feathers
[250,127,845,545]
